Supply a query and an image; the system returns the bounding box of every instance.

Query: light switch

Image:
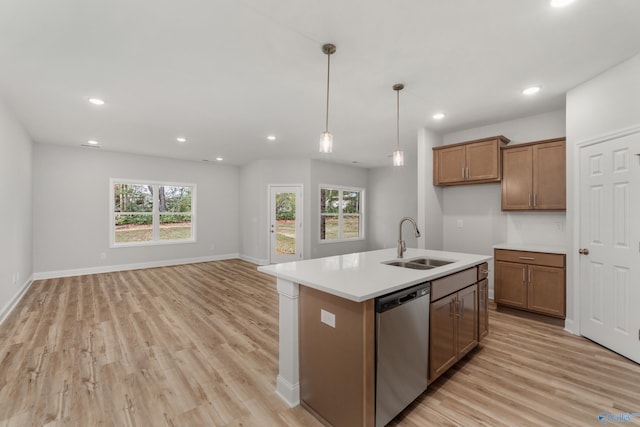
[457,219,464,228]
[321,309,336,328]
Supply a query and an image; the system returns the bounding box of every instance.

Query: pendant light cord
[325,52,331,132]
[396,89,400,151]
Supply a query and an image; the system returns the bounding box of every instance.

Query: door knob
[578,248,589,255]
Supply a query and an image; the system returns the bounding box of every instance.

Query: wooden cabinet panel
[457,284,478,356]
[494,249,566,319]
[429,283,480,383]
[495,261,527,308]
[527,265,566,317]
[501,138,566,211]
[467,140,501,181]
[478,279,489,341]
[495,249,565,268]
[430,267,477,301]
[435,145,466,184]
[429,294,457,380]
[433,136,509,186]
[501,145,533,209]
[299,286,375,427]
[533,140,566,210]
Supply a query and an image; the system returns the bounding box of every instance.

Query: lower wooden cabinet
[429,284,478,381]
[494,249,566,318]
[478,279,489,340]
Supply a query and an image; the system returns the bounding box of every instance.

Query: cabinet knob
[578,248,590,255]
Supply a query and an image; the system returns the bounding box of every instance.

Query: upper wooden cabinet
[433,136,510,186]
[501,138,566,211]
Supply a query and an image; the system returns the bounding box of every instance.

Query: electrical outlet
[100,252,107,260]
[210,244,215,250]
[457,219,464,228]
[321,309,336,328]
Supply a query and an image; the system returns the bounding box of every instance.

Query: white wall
[367,158,418,251]
[32,144,240,276]
[436,110,567,298]
[566,52,640,333]
[0,100,33,321]
[417,128,444,250]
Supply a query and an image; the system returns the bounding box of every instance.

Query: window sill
[110,238,196,249]
[319,237,366,245]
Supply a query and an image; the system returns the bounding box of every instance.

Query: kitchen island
[258,248,491,426]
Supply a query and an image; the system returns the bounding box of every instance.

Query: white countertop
[492,243,567,254]
[258,248,492,302]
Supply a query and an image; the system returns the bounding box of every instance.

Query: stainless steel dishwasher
[375,282,430,427]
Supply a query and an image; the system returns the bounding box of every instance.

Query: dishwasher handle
[375,283,430,313]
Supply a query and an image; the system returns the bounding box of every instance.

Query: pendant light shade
[392,83,405,166]
[319,44,336,153]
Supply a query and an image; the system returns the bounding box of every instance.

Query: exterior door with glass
[269,185,303,264]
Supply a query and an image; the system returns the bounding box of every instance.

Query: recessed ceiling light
[215,157,223,161]
[522,86,541,95]
[87,140,99,145]
[550,0,576,8]
[432,112,446,120]
[88,98,105,106]
[267,135,276,141]
[176,137,187,143]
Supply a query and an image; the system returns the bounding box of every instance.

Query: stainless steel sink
[383,257,454,270]
[385,261,434,270]
[408,258,453,267]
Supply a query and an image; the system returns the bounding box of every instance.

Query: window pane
[159,214,191,240]
[320,215,339,240]
[343,215,360,238]
[275,192,296,254]
[320,189,339,214]
[343,191,360,214]
[114,213,153,243]
[162,186,192,213]
[114,183,152,213]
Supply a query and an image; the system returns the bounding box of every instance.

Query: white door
[579,132,640,363]
[269,185,303,264]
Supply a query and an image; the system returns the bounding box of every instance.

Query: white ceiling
[2,0,640,168]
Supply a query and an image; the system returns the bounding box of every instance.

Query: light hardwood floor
[0,259,638,426]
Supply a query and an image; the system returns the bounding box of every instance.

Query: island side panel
[275,277,300,406]
[299,285,375,427]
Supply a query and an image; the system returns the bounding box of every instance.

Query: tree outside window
[112,180,195,246]
[320,186,363,241]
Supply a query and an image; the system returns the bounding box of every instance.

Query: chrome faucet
[397,217,421,258]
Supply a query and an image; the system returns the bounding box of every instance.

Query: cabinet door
[533,140,566,210]
[495,261,527,308]
[501,146,533,210]
[478,279,489,341]
[434,145,466,185]
[429,294,457,381]
[466,140,500,182]
[456,285,478,357]
[527,265,566,318]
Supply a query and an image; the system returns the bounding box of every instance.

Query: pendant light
[392,83,405,166]
[319,43,336,153]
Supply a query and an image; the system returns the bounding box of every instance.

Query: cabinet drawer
[431,268,477,301]
[494,249,564,268]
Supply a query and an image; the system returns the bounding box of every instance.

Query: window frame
[110,178,197,248]
[319,184,365,243]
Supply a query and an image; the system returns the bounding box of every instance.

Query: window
[111,179,195,246]
[320,186,364,241]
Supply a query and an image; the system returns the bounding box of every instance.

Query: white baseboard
[564,318,580,336]
[239,254,270,266]
[275,375,300,408]
[0,275,34,325]
[32,253,241,280]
